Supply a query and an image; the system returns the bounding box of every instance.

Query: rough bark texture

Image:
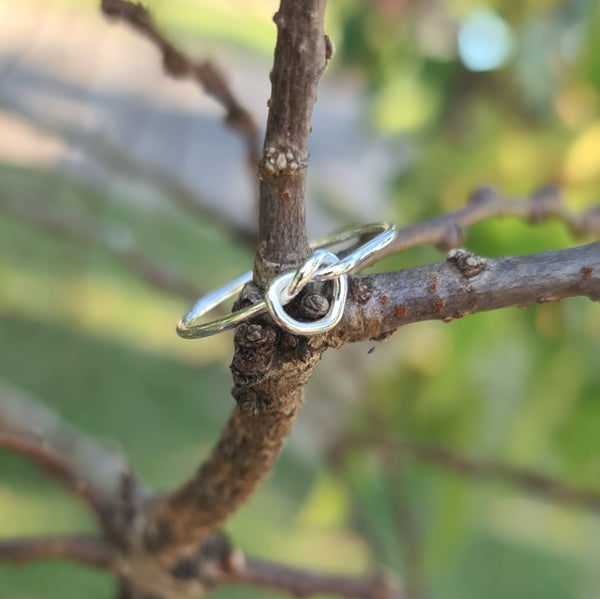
[255,0,329,284]
[143,0,330,560]
[329,243,600,345]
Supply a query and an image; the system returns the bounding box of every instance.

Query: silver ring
[311,223,397,281]
[287,249,334,298]
[176,270,255,339]
[177,223,397,339]
[265,250,348,335]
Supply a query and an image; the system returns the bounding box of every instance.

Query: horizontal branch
[100,0,260,170]
[348,436,600,514]
[224,554,408,599]
[0,535,115,570]
[0,192,204,302]
[331,242,600,345]
[363,186,600,269]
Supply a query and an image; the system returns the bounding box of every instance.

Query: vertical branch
[254,0,330,284]
[144,0,331,556]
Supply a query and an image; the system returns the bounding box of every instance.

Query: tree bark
[329,242,600,345]
[254,0,329,284]
[144,0,331,557]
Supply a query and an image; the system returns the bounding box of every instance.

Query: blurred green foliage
[1,1,600,599]
[330,2,600,598]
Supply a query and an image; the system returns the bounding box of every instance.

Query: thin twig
[100,0,260,171]
[347,436,600,514]
[0,431,113,527]
[0,535,115,569]
[0,192,204,301]
[224,554,408,599]
[363,186,600,269]
[0,381,144,544]
[254,1,331,283]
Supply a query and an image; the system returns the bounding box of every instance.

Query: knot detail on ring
[265,250,348,335]
[176,223,397,339]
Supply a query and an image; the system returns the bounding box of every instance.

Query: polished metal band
[176,223,397,339]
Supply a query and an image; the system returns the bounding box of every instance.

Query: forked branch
[3,1,599,598]
[0,534,409,599]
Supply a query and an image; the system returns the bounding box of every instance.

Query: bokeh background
[1,1,600,598]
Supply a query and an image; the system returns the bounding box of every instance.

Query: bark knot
[349,277,373,304]
[262,146,305,176]
[447,248,486,278]
[300,292,330,319]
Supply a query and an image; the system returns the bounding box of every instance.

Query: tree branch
[100,0,260,171]
[144,401,305,554]
[143,0,332,557]
[330,242,600,345]
[254,0,330,283]
[362,186,600,269]
[0,192,205,302]
[26,1,592,596]
[0,431,114,529]
[347,436,600,514]
[0,535,115,570]
[0,381,144,544]
[223,554,408,599]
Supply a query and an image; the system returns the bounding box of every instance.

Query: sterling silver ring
[265,250,348,335]
[176,222,397,339]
